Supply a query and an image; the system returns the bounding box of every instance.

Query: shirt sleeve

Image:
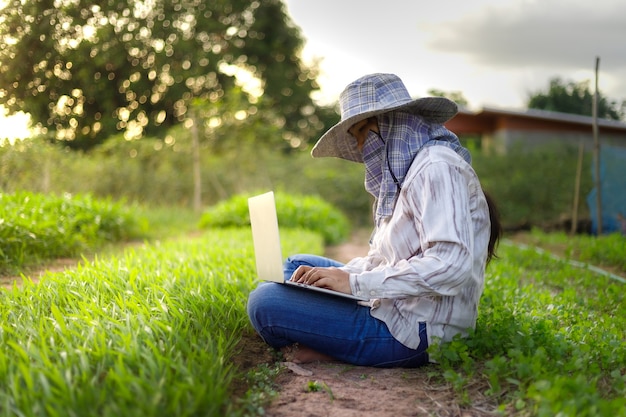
[348,161,475,299]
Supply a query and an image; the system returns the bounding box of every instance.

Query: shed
[445,106,626,235]
[445,106,626,153]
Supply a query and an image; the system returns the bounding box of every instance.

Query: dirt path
[1,258,79,288]
[324,228,372,264]
[263,359,498,417]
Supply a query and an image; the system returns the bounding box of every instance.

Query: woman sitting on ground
[247,73,502,368]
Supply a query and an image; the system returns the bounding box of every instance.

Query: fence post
[592,56,602,234]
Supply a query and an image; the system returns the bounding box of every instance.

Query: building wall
[492,129,626,154]
[447,111,626,154]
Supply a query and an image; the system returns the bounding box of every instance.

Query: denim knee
[246,282,272,333]
[246,282,294,348]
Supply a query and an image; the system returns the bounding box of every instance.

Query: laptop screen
[248,191,285,283]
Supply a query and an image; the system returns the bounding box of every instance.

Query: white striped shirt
[345,146,491,350]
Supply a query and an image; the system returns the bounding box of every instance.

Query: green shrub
[198,191,350,245]
[0,192,146,272]
[198,194,251,229]
[1,134,599,233]
[473,143,593,230]
[574,232,626,272]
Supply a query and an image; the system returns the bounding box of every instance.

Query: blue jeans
[247,254,429,368]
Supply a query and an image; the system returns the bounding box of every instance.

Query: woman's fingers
[290,267,351,294]
[290,266,323,284]
[301,268,320,285]
[290,265,312,282]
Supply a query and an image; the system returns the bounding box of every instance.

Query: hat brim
[311,97,458,162]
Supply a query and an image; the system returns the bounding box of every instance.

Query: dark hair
[484,190,502,265]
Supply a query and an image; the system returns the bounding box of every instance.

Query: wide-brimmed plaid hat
[311,73,458,162]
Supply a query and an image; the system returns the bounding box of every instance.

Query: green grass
[0,227,323,417]
[0,192,147,274]
[135,204,200,240]
[519,228,626,273]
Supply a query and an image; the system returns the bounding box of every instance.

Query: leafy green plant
[231,363,281,417]
[306,380,322,392]
[574,232,626,272]
[473,143,593,230]
[0,192,146,273]
[429,241,626,416]
[199,191,350,245]
[305,380,334,401]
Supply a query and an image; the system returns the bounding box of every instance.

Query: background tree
[0,0,324,150]
[427,89,468,107]
[527,77,625,121]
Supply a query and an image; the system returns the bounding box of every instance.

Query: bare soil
[245,334,501,417]
[1,257,78,288]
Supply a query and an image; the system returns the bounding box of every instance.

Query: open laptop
[248,191,369,302]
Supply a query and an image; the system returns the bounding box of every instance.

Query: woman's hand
[290,266,352,294]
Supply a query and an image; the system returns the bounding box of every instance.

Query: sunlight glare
[218,62,264,99]
[0,110,32,144]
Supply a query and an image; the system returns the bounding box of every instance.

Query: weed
[231,363,282,417]
[306,380,321,392]
[305,381,334,401]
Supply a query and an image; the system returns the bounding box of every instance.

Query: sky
[283,0,626,109]
[2,0,625,140]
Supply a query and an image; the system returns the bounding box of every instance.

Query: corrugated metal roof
[456,106,626,130]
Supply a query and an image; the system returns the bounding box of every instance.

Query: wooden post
[592,57,602,234]
[191,108,202,213]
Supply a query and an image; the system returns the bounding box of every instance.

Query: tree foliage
[427,88,468,107]
[0,0,324,150]
[527,77,625,121]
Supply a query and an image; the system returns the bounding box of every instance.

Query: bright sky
[283,0,626,109]
[3,0,625,141]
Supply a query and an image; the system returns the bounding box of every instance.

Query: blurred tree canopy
[527,77,625,121]
[427,89,468,107]
[0,0,330,150]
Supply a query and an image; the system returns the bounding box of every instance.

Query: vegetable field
[0,193,624,416]
[433,239,626,416]
[0,227,322,417]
